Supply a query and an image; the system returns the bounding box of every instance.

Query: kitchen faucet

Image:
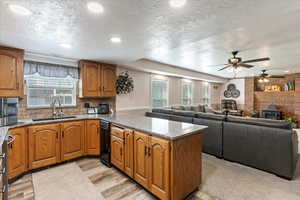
[51,97,64,118]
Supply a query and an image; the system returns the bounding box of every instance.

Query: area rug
[32,162,102,200]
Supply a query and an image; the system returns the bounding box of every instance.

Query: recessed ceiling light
[284,70,290,73]
[60,43,72,49]
[9,4,32,16]
[110,36,122,43]
[169,0,187,8]
[87,2,104,14]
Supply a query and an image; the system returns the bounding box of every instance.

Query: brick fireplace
[245,73,300,123]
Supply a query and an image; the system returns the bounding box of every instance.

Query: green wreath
[116,71,134,94]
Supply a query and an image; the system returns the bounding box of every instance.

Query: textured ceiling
[1,0,300,78]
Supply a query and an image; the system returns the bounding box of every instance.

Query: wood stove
[261,104,282,120]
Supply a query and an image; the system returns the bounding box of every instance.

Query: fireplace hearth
[261,104,282,120]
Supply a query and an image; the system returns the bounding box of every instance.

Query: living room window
[151,76,169,108]
[181,80,193,105]
[203,82,211,105]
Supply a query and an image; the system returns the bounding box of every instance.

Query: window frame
[25,73,78,109]
[150,75,169,108]
[181,80,194,105]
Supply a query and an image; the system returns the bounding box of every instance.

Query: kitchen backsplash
[18,96,116,120]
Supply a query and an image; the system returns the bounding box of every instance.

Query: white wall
[221,79,245,109]
[116,67,222,111]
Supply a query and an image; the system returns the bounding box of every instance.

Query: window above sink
[25,72,78,109]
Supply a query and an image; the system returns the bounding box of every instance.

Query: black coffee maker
[98,103,110,114]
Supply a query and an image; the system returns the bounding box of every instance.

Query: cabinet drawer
[111,126,124,139]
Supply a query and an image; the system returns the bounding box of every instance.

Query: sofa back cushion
[171,105,185,110]
[226,116,292,130]
[196,112,226,121]
[172,110,196,117]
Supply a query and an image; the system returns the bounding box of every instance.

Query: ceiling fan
[210,51,270,71]
[257,69,284,83]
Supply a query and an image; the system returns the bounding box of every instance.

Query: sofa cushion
[172,110,196,117]
[226,116,292,130]
[169,115,193,123]
[171,105,185,110]
[157,109,175,115]
[183,106,192,111]
[196,112,226,121]
[145,112,170,120]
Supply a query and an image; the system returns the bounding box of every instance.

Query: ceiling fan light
[258,79,264,83]
[264,78,270,83]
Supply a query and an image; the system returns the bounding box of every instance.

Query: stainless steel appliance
[100,120,111,167]
[1,133,14,200]
[98,104,110,114]
[0,98,18,127]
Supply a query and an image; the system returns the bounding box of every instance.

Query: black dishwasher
[100,120,112,167]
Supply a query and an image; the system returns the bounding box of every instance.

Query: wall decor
[116,71,134,94]
[224,83,240,98]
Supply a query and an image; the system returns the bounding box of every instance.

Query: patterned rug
[7,158,219,200]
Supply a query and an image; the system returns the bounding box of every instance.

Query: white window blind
[25,73,77,108]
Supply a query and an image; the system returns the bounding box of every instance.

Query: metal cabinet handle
[148,147,151,157]
[7,134,15,145]
[2,185,6,193]
[0,153,5,159]
[144,146,147,156]
[0,167,6,174]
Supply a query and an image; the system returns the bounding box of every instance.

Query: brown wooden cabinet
[111,135,124,170]
[124,129,134,178]
[79,60,116,98]
[149,136,170,200]
[134,131,170,200]
[86,120,100,155]
[28,123,60,169]
[101,64,116,97]
[133,131,150,188]
[0,46,24,97]
[8,127,27,179]
[61,121,85,161]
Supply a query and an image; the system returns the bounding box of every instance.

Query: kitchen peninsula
[0,113,207,200]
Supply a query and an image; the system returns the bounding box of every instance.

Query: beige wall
[116,67,151,111]
[116,67,224,111]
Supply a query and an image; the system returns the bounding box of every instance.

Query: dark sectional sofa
[145,105,299,179]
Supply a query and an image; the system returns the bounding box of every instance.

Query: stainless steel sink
[32,116,77,122]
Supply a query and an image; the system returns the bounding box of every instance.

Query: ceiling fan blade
[242,57,270,63]
[239,63,254,68]
[218,65,231,71]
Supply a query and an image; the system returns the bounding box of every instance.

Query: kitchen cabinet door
[0,46,24,97]
[124,129,134,178]
[28,124,60,169]
[8,127,26,179]
[101,64,116,97]
[86,120,100,155]
[149,136,170,200]
[80,60,100,97]
[61,121,85,161]
[111,135,124,170]
[134,131,150,189]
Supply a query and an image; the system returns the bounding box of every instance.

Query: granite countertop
[0,112,207,145]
